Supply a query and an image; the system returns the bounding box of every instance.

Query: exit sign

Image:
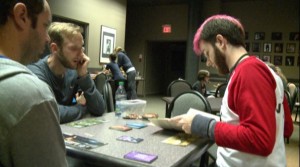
[162,24,171,33]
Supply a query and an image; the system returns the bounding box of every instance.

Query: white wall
[47,0,127,68]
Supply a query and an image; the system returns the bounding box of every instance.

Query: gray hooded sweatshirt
[0,57,67,167]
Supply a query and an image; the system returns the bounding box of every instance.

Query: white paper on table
[149,118,183,131]
[187,108,220,122]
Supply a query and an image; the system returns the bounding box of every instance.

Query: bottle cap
[119,81,124,86]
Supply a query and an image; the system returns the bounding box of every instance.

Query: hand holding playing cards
[170,113,197,134]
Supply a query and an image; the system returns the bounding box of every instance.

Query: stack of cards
[126,122,147,129]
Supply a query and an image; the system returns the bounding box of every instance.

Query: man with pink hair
[171,14,293,166]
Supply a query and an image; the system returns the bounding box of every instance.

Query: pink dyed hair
[193,14,244,56]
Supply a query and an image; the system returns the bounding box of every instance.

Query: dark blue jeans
[126,71,137,99]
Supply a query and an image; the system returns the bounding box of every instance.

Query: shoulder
[27,56,49,80]
[0,69,58,128]
[235,56,272,79]
[7,72,56,102]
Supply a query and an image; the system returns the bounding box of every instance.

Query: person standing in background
[192,69,210,97]
[170,14,293,167]
[104,53,126,81]
[27,22,105,123]
[115,47,137,99]
[0,0,67,166]
[104,53,126,87]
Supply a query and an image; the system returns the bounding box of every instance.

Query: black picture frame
[245,32,249,40]
[252,42,260,52]
[254,32,265,40]
[99,25,116,63]
[285,56,295,66]
[271,32,282,40]
[274,43,283,53]
[245,42,250,52]
[286,43,296,53]
[262,55,271,62]
[263,43,272,53]
[274,55,283,66]
[289,32,299,41]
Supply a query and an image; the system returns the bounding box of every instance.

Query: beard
[213,45,229,75]
[57,49,77,69]
[20,28,45,65]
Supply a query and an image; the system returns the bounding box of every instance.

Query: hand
[77,48,90,77]
[76,92,86,106]
[170,113,197,134]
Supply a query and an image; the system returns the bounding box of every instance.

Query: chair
[164,79,193,115]
[166,90,212,118]
[103,81,115,113]
[94,73,114,113]
[94,73,108,95]
[167,79,192,97]
[214,83,227,98]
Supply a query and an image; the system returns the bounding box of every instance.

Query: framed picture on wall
[286,43,296,53]
[263,43,272,52]
[252,42,260,52]
[254,32,265,40]
[271,32,282,40]
[285,56,295,66]
[274,43,283,53]
[262,55,271,63]
[99,25,116,63]
[289,32,299,41]
[274,55,283,66]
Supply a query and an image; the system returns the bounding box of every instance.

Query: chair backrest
[167,80,192,97]
[94,73,108,95]
[166,90,212,118]
[214,83,227,98]
[103,81,115,113]
[287,82,298,111]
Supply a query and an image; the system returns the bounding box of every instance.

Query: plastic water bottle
[115,81,127,117]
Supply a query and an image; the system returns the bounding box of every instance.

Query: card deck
[126,122,147,129]
[109,125,132,131]
[117,136,143,143]
[124,151,157,163]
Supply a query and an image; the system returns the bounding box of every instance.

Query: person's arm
[77,73,105,116]
[58,103,86,123]
[10,100,68,167]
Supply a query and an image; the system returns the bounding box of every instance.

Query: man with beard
[170,15,293,167]
[0,0,67,166]
[28,22,105,123]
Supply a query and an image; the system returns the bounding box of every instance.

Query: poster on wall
[99,25,116,63]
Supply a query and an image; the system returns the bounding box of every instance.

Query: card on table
[116,135,143,143]
[67,117,109,128]
[126,122,147,129]
[63,133,106,150]
[162,133,198,146]
[109,125,132,131]
[124,151,158,163]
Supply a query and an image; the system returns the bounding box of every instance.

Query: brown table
[61,112,212,167]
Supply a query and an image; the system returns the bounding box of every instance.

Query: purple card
[124,151,157,163]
